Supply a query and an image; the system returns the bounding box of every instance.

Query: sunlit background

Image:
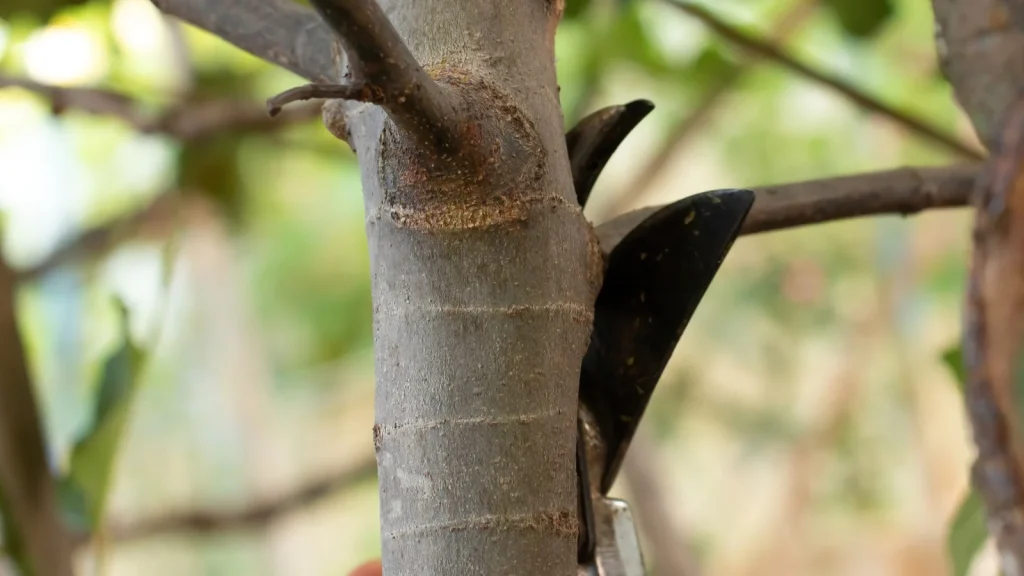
[0,0,990,574]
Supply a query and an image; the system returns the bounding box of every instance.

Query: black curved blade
[579,188,754,493]
[565,100,655,208]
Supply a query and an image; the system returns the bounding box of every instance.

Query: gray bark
[152,1,595,572]
[931,0,1024,572]
[931,0,1024,148]
[357,3,596,573]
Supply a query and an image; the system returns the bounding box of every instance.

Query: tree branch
[97,456,377,544]
[0,75,324,142]
[595,164,979,251]
[962,98,1024,569]
[0,250,75,575]
[269,0,465,155]
[150,0,337,83]
[665,0,986,161]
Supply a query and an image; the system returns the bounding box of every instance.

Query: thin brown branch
[150,0,337,83]
[0,251,75,574]
[963,98,1024,569]
[596,0,816,220]
[98,455,377,543]
[664,0,986,161]
[267,82,377,117]
[275,0,465,155]
[595,164,979,251]
[0,75,324,142]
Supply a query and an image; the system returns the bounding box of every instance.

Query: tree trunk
[342,2,597,574]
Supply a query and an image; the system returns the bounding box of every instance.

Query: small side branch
[963,99,1024,568]
[665,1,986,161]
[595,164,979,250]
[267,82,378,117]
[268,0,464,155]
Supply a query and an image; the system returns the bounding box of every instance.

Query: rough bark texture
[932,0,1024,571]
[347,2,595,574]
[932,0,1024,150]
[963,101,1024,575]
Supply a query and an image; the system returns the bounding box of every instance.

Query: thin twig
[595,164,979,252]
[267,82,377,117]
[664,0,986,161]
[595,0,816,220]
[97,455,377,543]
[0,75,324,141]
[963,98,1024,569]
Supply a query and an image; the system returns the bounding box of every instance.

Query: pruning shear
[566,101,755,575]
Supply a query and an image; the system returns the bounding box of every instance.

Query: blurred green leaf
[564,0,591,19]
[821,0,894,38]
[602,4,673,76]
[179,138,246,224]
[947,488,987,576]
[58,301,145,532]
[942,344,966,395]
[687,44,740,88]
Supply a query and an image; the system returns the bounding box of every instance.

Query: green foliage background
[0,0,988,574]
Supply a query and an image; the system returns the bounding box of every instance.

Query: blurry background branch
[663,1,984,161]
[96,454,377,543]
[17,191,184,283]
[595,0,818,220]
[0,76,324,142]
